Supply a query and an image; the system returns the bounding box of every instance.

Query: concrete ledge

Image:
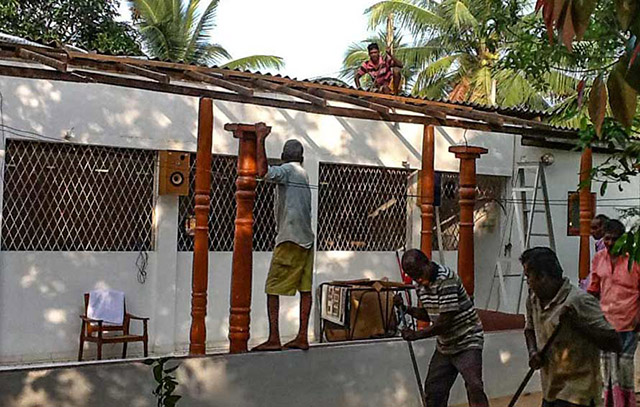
[0,331,537,407]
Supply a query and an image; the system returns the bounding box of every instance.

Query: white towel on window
[88,290,125,325]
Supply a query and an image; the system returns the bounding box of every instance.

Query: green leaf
[588,76,607,137]
[220,55,285,71]
[607,59,638,128]
[165,395,182,407]
[615,0,637,30]
[153,364,163,383]
[613,233,628,256]
[143,359,155,365]
[600,180,608,195]
[164,364,180,374]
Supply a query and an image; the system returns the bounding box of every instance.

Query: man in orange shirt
[587,219,640,407]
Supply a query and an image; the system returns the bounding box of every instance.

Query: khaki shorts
[265,242,314,296]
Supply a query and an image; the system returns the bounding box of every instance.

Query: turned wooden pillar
[449,145,488,296]
[225,123,269,353]
[579,147,593,280]
[189,98,213,355]
[420,125,435,258]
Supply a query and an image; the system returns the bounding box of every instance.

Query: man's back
[265,162,314,248]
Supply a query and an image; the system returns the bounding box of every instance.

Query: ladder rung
[513,187,538,192]
[530,233,549,237]
[516,162,541,168]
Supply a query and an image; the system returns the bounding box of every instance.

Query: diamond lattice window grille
[318,162,411,251]
[177,154,277,252]
[433,172,506,251]
[1,140,156,251]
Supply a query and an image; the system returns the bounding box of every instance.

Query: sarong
[602,331,638,407]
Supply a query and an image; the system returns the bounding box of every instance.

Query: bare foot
[251,340,282,352]
[283,337,309,350]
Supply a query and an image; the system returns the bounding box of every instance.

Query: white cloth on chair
[87,290,125,325]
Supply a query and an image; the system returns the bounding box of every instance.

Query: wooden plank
[0,64,581,141]
[121,63,170,83]
[185,71,253,96]
[309,88,391,115]
[367,97,447,121]
[17,48,67,72]
[253,79,326,106]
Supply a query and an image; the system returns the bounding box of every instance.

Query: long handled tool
[508,323,562,407]
[394,250,427,407]
[396,305,427,407]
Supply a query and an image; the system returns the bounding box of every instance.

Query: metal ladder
[486,160,556,313]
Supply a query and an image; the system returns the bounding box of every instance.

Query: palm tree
[128,0,284,71]
[349,0,576,109]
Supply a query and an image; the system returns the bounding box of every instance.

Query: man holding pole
[396,249,488,407]
[521,247,620,407]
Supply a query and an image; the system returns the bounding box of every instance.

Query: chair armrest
[80,315,104,324]
[126,314,150,321]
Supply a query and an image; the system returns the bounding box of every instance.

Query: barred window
[434,172,506,250]
[318,162,410,251]
[177,154,277,251]
[1,140,155,251]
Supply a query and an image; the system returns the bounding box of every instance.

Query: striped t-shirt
[417,263,484,354]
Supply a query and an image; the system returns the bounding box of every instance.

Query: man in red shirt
[354,43,403,95]
[587,219,640,407]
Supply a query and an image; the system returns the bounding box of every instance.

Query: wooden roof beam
[366,97,447,121]
[121,63,170,83]
[185,71,253,96]
[17,48,67,72]
[309,88,391,116]
[253,79,326,106]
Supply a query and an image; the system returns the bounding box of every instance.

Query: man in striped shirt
[397,249,488,407]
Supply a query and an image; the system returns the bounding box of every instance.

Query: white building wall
[0,76,637,363]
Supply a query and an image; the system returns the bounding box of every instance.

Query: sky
[119,0,377,80]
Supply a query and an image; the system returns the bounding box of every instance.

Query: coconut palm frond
[221,55,285,71]
[366,0,445,35]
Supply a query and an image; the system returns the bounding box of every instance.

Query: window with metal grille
[318,162,410,251]
[1,140,155,251]
[434,172,506,251]
[177,154,277,251]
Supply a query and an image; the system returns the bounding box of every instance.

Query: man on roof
[354,42,403,95]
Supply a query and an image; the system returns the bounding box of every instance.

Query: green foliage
[0,0,141,54]
[344,0,577,108]
[144,358,182,407]
[128,0,284,70]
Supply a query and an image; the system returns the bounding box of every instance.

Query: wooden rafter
[309,88,391,115]
[253,78,326,106]
[17,48,67,72]
[0,63,580,142]
[185,71,253,96]
[121,63,169,83]
[56,49,547,120]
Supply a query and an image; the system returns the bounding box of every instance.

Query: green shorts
[265,242,314,296]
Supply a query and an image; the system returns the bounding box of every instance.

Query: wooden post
[579,147,593,280]
[225,123,268,353]
[189,98,213,355]
[449,145,488,296]
[420,125,435,258]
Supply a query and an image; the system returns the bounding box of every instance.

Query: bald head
[282,139,304,163]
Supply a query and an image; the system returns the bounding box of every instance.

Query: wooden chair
[78,292,149,361]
